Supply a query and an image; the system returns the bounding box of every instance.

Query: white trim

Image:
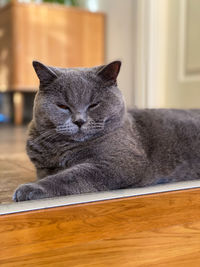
[134,0,148,108]
[1,180,200,215]
[178,0,200,82]
[135,0,169,108]
[146,0,169,108]
[146,0,159,108]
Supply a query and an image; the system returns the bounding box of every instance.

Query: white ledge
[1,180,200,215]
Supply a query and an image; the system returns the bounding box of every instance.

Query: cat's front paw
[13,183,48,202]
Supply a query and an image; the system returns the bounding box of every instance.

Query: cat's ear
[32,61,58,87]
[97,61,121,83]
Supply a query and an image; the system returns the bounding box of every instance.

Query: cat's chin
[73,136,89,142]
[58,128,103,142]
[58,130,92,142]
[71,132,93,142]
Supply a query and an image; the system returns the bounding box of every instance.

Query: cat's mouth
[56,126,92,141]
[56,121,105,142]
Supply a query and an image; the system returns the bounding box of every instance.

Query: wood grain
[0,2,105,92]
[0,126,35,204]
[1,188,200,266]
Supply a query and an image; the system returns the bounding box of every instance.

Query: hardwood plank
[0,126,35,204]
[0,188,200,266]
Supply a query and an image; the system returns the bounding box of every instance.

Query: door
[135,0,200,109]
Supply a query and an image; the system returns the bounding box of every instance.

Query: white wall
[79,0,137,108]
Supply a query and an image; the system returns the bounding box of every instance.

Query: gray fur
[13,61,200,201]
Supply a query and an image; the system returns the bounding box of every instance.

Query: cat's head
[32,60,125,142]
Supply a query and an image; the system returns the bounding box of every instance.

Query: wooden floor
[1,188,200,266]
[0,125,35,204]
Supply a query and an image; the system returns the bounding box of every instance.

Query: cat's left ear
[32,61,58,87]
[97,61,121,83]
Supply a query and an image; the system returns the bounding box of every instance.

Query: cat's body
[13,61,200,201]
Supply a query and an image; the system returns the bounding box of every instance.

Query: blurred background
[0,0,200,125]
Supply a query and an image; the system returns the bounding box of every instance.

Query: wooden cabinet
[0,2,105,124]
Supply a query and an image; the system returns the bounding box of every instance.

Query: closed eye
[88,103,100,109]
[57,104,70,111]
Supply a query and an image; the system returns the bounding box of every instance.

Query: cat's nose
[74,118,86,128]
[73,112,87,128]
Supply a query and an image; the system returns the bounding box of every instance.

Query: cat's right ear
[32,61,58,87]
[97,61,121,83]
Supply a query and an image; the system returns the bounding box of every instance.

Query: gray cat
[13,60,200,201]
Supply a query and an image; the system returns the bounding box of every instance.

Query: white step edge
[1,180,200,215]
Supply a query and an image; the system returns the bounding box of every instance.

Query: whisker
[41,133,58,144]
[57,125,67,130]
[90,125,103,128]
[29,129,57,146]
[90,124,104,127]
[29,129,55,144]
